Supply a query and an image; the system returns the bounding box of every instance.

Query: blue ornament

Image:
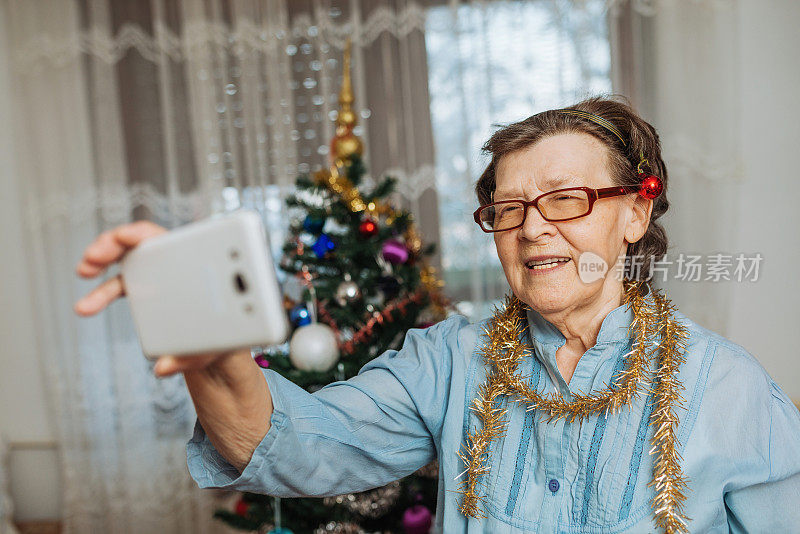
[289,304,311,327]
[302,215,326,233]
[312,233,335,258]
[267,529,294,534]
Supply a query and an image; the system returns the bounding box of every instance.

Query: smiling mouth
[525,258,571,271]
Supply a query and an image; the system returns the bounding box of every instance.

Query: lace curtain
[7,0,439,532]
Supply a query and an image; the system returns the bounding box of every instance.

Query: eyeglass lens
[480,189,591,230]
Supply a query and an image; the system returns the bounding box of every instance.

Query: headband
[555,109,627,147]
[552,108,662,199]
[555,108,656,178]
[486,108,663,202]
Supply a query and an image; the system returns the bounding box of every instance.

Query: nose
[518,202,557,242]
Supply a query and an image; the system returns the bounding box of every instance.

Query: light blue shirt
[186,288,800,533]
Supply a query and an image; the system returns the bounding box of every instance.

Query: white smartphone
[119,209,290,359]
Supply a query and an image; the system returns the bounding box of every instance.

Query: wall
[725,0,800,396]
[0,0,62,522]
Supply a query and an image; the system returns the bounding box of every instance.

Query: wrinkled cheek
[560,229,605,258]
[494,238,514,265]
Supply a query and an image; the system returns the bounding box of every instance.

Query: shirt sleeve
[185,314,465,497]
[724,378,800,532]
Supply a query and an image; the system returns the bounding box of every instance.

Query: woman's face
[492,132,651,314]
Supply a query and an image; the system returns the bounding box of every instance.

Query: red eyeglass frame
[473,185,641,232]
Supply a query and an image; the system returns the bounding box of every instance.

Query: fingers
[73,274,125,316]
[115,220,168,246]
[75,221,167,279]
[75,256,110,278]
[153,353,226,378]
[74,221,167,316]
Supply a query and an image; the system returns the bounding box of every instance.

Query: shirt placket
[535,338,570,534]
[525,300,637,532]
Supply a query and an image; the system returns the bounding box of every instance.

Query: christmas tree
[213,39,454,534]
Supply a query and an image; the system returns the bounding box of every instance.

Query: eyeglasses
[473,185,639,232]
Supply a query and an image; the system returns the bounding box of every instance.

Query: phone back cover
[119,210,289,358]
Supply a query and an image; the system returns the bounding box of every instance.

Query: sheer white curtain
[7,2,250,529]
[609,0,743,335]
[6,0,438,531]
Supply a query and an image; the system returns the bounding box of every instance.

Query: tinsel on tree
[213,39,454,534]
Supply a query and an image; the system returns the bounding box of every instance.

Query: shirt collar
[524,283,650,347]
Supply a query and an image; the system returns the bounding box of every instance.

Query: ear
[624,195,653,244]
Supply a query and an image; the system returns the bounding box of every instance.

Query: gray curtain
[608,0,743,335]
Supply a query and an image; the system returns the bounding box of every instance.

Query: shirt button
[548,478,560,493]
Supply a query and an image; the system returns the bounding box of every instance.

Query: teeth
[526,258,570,269]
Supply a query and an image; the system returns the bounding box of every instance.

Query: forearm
[183,348,273,473]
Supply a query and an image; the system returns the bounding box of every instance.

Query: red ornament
[359,217,378,238]
[638,174,663,199]
[234,497,249,517]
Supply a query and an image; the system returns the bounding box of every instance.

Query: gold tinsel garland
[454,279,691,533]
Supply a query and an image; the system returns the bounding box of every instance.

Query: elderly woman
[74,96,800,533]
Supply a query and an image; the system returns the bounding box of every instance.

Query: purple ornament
[254,354,270,368]
[382,239,409,264]
[402,503,432,534]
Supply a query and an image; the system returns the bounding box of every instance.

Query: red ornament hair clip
[553,110,664,200]
[638,174,663,199]
[636,154,663,199]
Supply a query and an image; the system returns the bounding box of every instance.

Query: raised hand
[73,220,244,377]
[74,220,167,316]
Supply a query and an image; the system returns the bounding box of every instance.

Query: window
[425,0,612,320]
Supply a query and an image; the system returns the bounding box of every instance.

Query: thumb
[153,355,177,377]
[153,352,230,377]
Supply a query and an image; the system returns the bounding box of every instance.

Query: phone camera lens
[229,249,240,260]
[234,273,248,293]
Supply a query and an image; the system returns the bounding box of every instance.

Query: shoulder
[675,309,772,388]
[675,312,800,481]
[362,314,476,375]
[424,313,473,336]
[408,313,491,375]
[417,313,482,353]
[673,310,797,434]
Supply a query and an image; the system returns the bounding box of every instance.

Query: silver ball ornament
[335,272,361,306]
[289,322,340,372]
